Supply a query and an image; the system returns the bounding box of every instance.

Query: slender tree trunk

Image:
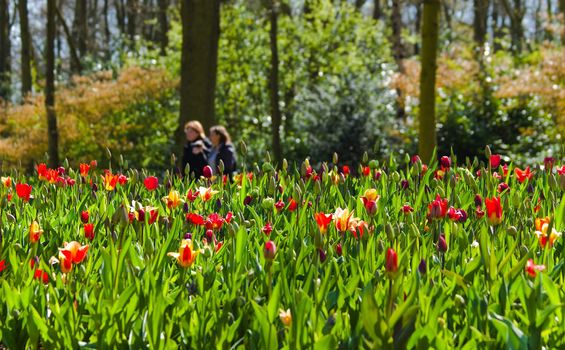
[104,0,111,56]
[443,0,452,43]
[177,0,220,158]
[71,0,88,72]
[545,0,552,40]
[0,0,11,101]
[418,0,440,163]
[355,0,366,9]
[56,5,83,73]
[158,0,168,55]
[127,0,137,46]
[373,0,381,19]
[492,0,503,51]
[391,0,406,122]
[269,1,282,166]
[414,0,422,54]
[46,0,60,167]
[115,0,125,34]
[473,0,489,47]
[18,0,32,98]
[501,0,524,53]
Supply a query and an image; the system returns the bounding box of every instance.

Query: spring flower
[162,189,183,209]
[275,200,285,212]
[428,195,448,219]
[203,165,213,179]
[79,163,90,177]
[0,259,6,273]
[84,223,95,240]
[186,213,205,226]
[401,205,414,214]
[60,241,89,264]
[485,197,503,226]
[440,156,451,169]
[490,154,501,168]
[314,213,332,234]
[1,176,11,187]
[57,251,73,273]
[37,163,48,180]
[29,221,43,243]
[385,248,398,275]
[525,259,545,278]
[205,213,224,231]
[535,217,561,248]
[362,166,371,177]
[264,240,277,260]
[279,309,292,327]
[543,157,555,171]
[186,189,200,202]
[418,259,427,275]
[287,198,298,212]
[167,239,198,268]
[515,167,534,183]
[102,172,119,191]
[34,269,50,283]
[334,208,353,232]
[348,218,368,239]
[360,189,380,216]
[144,176,159,191]
[80,210,89,223]
[437,235,448,253]
[198,186,219,202]
[262,222,273,236]
[335,243,343,256]
[16,183,32,202]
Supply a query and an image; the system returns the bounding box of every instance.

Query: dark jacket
[182,137,212,178]
[212,143,237,175]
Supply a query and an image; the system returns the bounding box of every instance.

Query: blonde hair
[184,121,206,139]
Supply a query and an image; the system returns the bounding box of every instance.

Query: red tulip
[525,259,545,278]
[0,259,6,273]
[543,157,555,171]
[79,163,90,177]
[401,205,414,214]
[203,165,213,179]
[186,213,205,226]
[16,183,32,202]
[262,222,273,236]
[485,197,503,226]
[186,189,200,202]
[205,213,224,231]
[335,243,343,256]
[362,166,371,177]
[264,240,277,260]
[428,195,448,219]
[117,174,128,185]
[144,176,159,191]
[490,154,501,168]
[34,269,49,284]
[81,210,89,224]
[440,156,451,169]
[341,165,350,176]
[84,223,95,241]
[437,235,448,253]
[287,198,298,212]
[315,213,333,234]
[37,163,48,180]
[275,200,285,212]
[385,248,398,274]
[515,167,533,183]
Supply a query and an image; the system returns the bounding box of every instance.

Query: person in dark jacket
[208,125,237,175]
[182,121,212,178]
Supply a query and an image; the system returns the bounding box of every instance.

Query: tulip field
[0,151,564,349]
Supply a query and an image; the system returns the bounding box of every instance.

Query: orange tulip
[162,189,183,209]
[167,240,198,268]
[60,241,89,264]
[515,167,534,183]
[314,213,333,234]
[29,221,43,243]
[197,187,219,202]
[534,217,561,248]
[103,172,119,191]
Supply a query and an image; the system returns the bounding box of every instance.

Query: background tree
[0,0,11,101]
[18,0,32,98]
[177,0,221,158]
[46,0,60,167]
[268,0,282,165]
[418,0,440,162]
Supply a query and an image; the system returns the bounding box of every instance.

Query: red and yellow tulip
[485,197,503,226]
[167,239,198,268]
[29,221,43,243]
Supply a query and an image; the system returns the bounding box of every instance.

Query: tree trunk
[501,0,524,53]
[56,5,83,73]
[177,0,220,158]
[104,0,111,57]
[115,0,126,34]
[372,0,381,20]
[269,1,282,166]
[127,0,137,46]
[418,0,440,163]
[46,0,60,167]
[492,0,502,51]
[71,0,88,73]
[18,0,32,98]
[391,0,406,122]
[0,0,11,101]
[559,0,565,45]
[414,0,422,54]
[158,0,168,55]
[355,0,365,10]
[473,0,489,47]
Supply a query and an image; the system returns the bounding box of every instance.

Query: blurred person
[182,121,212,178]
[208,125,237,176]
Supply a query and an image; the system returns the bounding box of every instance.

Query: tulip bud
[239,140,247,156]
[335,243,343,256]
[184,232,192,240]
[282,158,288,172]
[506,226,517,236]
[318,248,327,263]
[243,195,253,206]
[333,152,338,165]
[454,294,466,309]
[203,165,213,179]
[437,235,448,253]
[362,151,368,164]
[418,258,427,275]
[559,174,565,190]
[264,240,277,261]
[440,156,451,169]
[368,160,378,169]
[80,210,89,224]
[206,229,214,241]
[474,194,483,207]
[485,145,492,158]
[548,173,557,190]
[385,248,398,275]
[262,197,275,210]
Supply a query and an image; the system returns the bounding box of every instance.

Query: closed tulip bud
[474,194,482,207]
[282,158,288,171]
[183,202,189,213]
[369,159,378,169]
[362,151,368,164]
[385,248,398,275]
[137,208,145,222]
[184,232,192,240]
[243,195,253,206]
[80,210,89,224]
[418,258,427,275]
[264,240,276,260]
[318,248,327,263]
[262,197,275,210]
[335,243,343,256]
[548,173,558,190]
[455,294,466,309]
[218,160,225,174]
[401,179,409,190]
[206,229,214,241]
[559,173,565,190]
[203,165,213,179]
[437,235,448,253]
[333,152,339,164]
[485,145,492,158]
[506,226,517,236]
